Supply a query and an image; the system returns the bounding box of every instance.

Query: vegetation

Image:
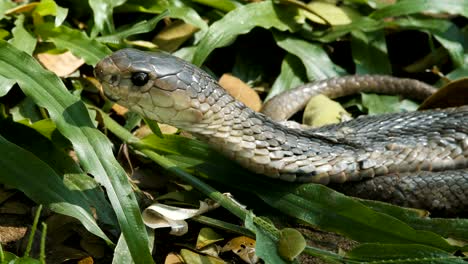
[0,0,467,263]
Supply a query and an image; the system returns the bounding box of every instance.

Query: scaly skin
[95,49,468,214]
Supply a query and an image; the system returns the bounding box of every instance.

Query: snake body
[95,49,468,214]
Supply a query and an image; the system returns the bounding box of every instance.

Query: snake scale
[95,49,468,215]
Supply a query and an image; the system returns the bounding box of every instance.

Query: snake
[94,48,468,215]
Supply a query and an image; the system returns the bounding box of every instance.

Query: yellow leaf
[221,236,258,264]
[196,227,224,249]
[302,94,351,127]
[277,228,306,261]
[302,1,360,25]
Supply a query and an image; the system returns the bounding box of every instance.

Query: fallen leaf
[180,249,226,264]
[277,228,306,261]
[419,78,468,110]
[219,74,262,112]
[222,236,258,264]
[0,215,28,243]
[196,227,224,249]
[36,51,85,77]
[153,20,199,52]
[302,1,360,25]
[165,252,184,264]
[303,94,351,127]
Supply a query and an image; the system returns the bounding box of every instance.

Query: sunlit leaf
[192,1,298,65]
[371,0,468,19]
[274,31,345,80]
[35,23,111,65]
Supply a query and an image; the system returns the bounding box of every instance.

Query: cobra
[95,48,468,215]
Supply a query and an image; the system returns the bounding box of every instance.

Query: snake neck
[174,85,354,183]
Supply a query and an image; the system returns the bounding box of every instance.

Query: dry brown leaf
[219,74,262,112]
[419,78,468,110]
[36,51,85,77]
[165,252,184,264]
[0,215,28,244]
[153,20,199,52]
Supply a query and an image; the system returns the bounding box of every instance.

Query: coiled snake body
[95,49,468,214]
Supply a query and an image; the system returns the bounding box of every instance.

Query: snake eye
[131,72,149,86]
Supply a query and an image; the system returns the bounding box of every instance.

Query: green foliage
[0,0,466,263]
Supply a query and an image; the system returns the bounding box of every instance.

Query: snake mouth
[103,88,121,102]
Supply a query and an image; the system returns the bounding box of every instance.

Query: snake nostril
[110,75,119,84]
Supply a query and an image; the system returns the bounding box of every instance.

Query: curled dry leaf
[142,200,220,236]
[36,51,85,77]
[221,236,258,264]
[418,78,468,110]
[219,73,262,112]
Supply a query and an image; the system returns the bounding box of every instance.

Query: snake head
[95,48,219,127]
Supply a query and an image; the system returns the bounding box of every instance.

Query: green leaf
[434,34,464,68]
[192,1,298,65]
[0,133,112,244]
[35,0,68,26]
[346,244,465,263]
[277,228,306,261]
[143,118,163,138]
[371,0,468,19]
[256,184,456,251]
[245,213,287,264]
[0,41,153,264]
[191,0,238,12]
[362,200,468,241]
[0,15,37,97]
[88,0,126,34]
[116,0,207,31]
[11,15,37,55]
[273,31,345,80]
[97,11,168,44]
[35,23,112,65]
[267,54,307,101]
[0,0,16,21]
[361,93,418,115]
[351,30,391,74]
[10,97,43,123]
[309,17,383,43]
